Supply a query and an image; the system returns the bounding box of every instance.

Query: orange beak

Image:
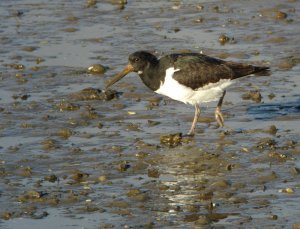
[105,64,134,89]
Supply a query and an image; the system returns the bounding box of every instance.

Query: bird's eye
[134,58,140,62]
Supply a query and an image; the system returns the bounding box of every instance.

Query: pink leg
[215,90,226,127]
[187,104,201,136]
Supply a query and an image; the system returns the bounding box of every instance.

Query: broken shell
[127,111,136,115]
[279,187,294,193]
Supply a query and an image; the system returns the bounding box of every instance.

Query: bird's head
[105,51,157,89]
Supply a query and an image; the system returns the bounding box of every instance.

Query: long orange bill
[105,64,134,89]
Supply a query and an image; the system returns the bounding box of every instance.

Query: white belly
[155,67,233,105]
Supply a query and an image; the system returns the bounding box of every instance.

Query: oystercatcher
[105,51,269,136]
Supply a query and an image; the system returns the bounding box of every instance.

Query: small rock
[147,168,160,178]
[18,167,33,177]
[18,190,44,202]
[125,123,141,132]
[97,122,104,129]
[135,151,149,159]
[147,120,161,127]
[63,27,77,32]
[98,175,107,182]
[117,161,130,172]
[268,93,275,100]
[266,125,278,135]
[107,200,129,208]
[2,212,13,220]
[277,60,295,70]
[268,152,287,161]
[73,87,118,101]
[57,128,72,139]
[65,15,79,22]
[36,57,45,64]
[147,97,161,109]
[292,223,300,229]
[199,191,213,200]
[218,34,233,45]
[195,215,211,225]
[276,11,287,20]
[257,138,276,150]
[87,64,106,74]
[286,140,297,148]
[56,101,80,112]
[242,90,262,103]
[210,180,231,189]
[127,189,141,197]
[44,174,58,183]
[290,167,300,175]
[184,214,199,222]
[86,0,97,8]
[270,214,278,220]
[22,46,37,52]
[6,63,25,70]
[71,170,89,182]
[257,172,278,184]
[226,164,234,171]
[41,138,59,150]
[159,185,169,191]
[160,133,182,147]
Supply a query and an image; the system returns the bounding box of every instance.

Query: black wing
[170,54,235,90]
[161,53,268,90]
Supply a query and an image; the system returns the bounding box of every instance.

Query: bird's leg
[187,104,201,136]
[215,90,226,127]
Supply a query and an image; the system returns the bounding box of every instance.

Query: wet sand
[0,0,299,228]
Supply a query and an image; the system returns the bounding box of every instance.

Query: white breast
[155,67,233,105]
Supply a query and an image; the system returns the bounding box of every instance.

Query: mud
[0,0,300,228]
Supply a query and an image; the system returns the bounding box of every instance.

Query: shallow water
[0,0,300,228]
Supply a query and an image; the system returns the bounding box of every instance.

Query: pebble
[87,64,106,74]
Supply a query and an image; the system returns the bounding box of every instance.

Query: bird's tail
[226,62,270,79]
[253,66,271,76]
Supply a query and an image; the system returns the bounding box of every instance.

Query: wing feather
[171,54,234,89]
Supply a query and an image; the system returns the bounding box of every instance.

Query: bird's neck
[138,61,162,91]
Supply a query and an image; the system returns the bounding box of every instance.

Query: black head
[105,51,158,89]
[128,51,158,73]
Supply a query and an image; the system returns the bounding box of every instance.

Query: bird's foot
[215,107,224,127]
[185,131,195,137]
[185,126,197,137]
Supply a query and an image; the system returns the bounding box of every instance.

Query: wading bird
[106,51,269,136]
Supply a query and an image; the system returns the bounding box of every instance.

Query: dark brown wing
[225,61,270,77]
[171,54,235,89]
[167,53,269,89]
